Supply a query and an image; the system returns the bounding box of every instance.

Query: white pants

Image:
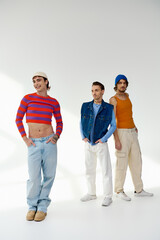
[85,142,113,198]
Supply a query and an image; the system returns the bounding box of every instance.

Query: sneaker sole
[26,218,35,221]
[80,197,97,202]
[102,200,112,207]
[134,194,153,197]
[116,195,131,201]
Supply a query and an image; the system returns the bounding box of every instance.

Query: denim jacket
[81,100,113,143]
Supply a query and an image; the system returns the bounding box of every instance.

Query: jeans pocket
[28,144,32,148]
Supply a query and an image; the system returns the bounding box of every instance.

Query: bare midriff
[27,123,54,138]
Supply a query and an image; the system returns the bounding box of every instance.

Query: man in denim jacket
[80,81,116,206]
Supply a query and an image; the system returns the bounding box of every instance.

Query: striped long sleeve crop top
[15,93,63,137]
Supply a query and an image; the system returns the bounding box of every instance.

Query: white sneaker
[134,190,153,197]
[80,194,97,202]
[116,192,131,201]
[102,197,112,207]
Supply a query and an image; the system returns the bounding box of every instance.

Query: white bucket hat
[32,72,48,80]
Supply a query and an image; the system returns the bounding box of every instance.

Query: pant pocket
[116,152,126,170]
[117,130,124,140]
[28,144,33,148]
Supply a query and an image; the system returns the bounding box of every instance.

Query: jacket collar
[88,99,106,112]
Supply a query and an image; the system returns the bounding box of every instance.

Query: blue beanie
[115,74,128,85]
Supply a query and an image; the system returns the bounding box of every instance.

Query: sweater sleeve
[15,96,28,137]
[53,100,63,137]
[100,109,116,142]
[80,120,85,139]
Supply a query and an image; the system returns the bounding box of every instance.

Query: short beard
[119,89,126,93]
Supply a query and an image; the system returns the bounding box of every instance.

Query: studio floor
[0,188,160,240]
[0,158,160,240]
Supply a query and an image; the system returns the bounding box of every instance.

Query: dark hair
[114,80,128,91]
[43,77,51,91]
[92,81,105,90]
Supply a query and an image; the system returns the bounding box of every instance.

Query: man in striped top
[16,72,63,221]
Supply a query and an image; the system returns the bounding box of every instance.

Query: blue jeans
[27,134,57,213]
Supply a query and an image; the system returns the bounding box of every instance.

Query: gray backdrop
[0,0,159,193]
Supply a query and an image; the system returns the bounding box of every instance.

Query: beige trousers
[115,128,143,193]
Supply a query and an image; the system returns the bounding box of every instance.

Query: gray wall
[0,0,159,178]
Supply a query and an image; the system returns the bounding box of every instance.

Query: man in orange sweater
[110,74,153,201]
